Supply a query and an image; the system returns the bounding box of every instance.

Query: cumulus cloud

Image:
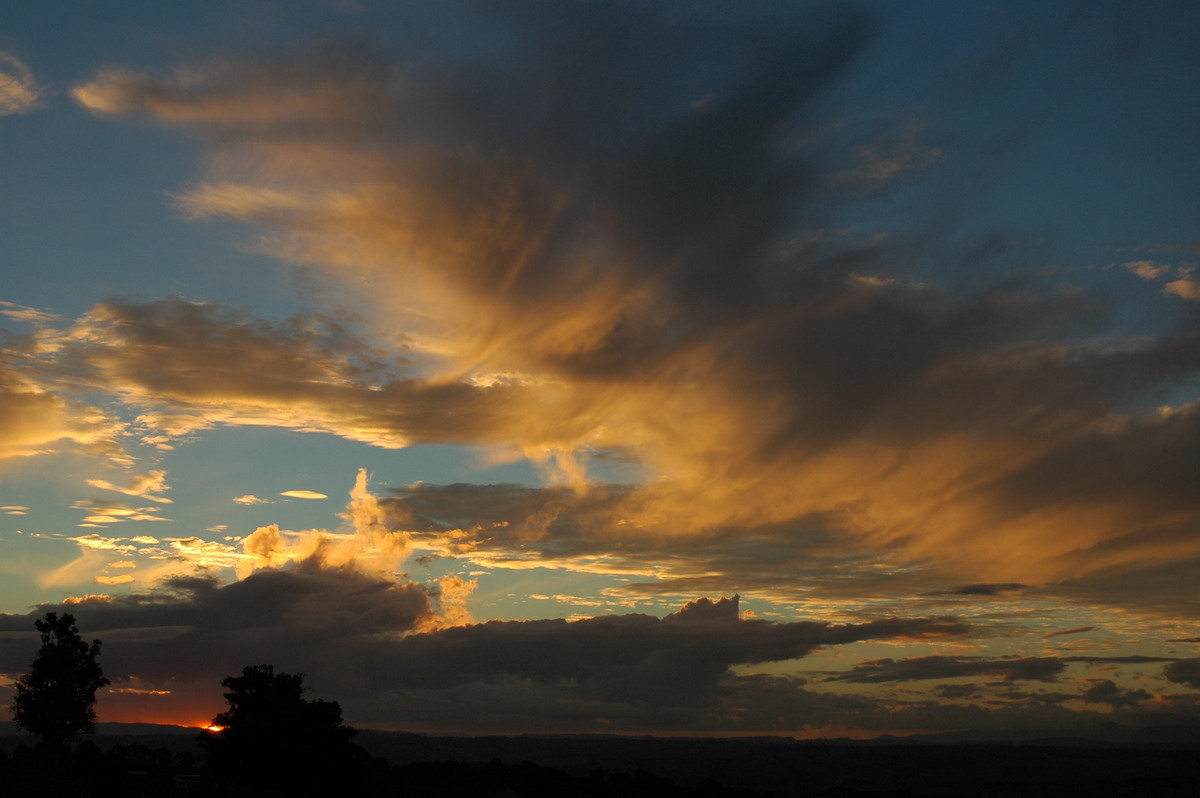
[238,469,410,579]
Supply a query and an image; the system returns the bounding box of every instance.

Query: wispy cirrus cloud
[87,469,173,503]
[58,7,1200,603]
[0,51,45,116]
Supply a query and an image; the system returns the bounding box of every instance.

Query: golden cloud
[280,489,328,500]
[95,574,136,585]
[40,30,1200,610]
[87,469,173,503]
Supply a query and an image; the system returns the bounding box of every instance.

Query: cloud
[237,470,410,580]
[87,469,173,503]
[1164,277,1200,302]
[1044,626,1094,639]
[95,574,136,586]
[827,656,1066,684]
[0,51,45,115]
[71,498,170,526]
[922,583,1030,598]
[18,297,516,452]
[233,494,269,505]
[1163,659,1200,689]
[0,370,127,464]
[55,8,1200,604]
[1080,679,1151,708]
[280,489,328,500]
[0,301,64,325]
[1124,260,1172,280]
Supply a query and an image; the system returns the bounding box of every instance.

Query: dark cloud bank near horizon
[3,574,1200,736]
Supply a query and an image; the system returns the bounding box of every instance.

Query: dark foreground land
[2,726,1198,797]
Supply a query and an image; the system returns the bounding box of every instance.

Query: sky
[2,0,1200,739]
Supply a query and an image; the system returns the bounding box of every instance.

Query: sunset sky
[2,1,1200,739]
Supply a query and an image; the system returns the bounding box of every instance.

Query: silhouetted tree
[198,664,365,795]
[11,612,109,748]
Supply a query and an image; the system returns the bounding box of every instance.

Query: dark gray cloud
[1080,679,1151,708]
[828,656,1066,684]
[1163,659,1200,689]
[1043,558,1200,619]
[932,683,980,700]
[361,597,967,706]
[0,583,966,730]
[922,583,1030,598]
[1044,626,1094,639]
[0,566,432,687]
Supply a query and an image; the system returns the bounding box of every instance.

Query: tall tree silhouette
[12,612,109,748]
[199,664,364,794]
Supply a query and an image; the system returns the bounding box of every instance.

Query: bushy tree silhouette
[198,664,365,794]
[12,612,109,748]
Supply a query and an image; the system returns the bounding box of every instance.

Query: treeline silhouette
[2,613,761,796]
[0,741,772,798]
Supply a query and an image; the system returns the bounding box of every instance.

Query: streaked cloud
[87,469,173,503]
[1044,626,1095,640]
[0,371,127,463]
[0,50,45,115]
[827,656,1066,684]
[71,498,170,526]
